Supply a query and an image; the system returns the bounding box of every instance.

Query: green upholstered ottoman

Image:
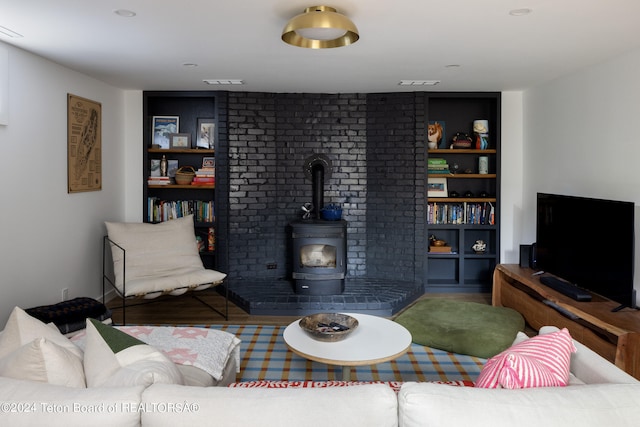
[394,298,524,359]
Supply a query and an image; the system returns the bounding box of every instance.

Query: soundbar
[540,276,592,302]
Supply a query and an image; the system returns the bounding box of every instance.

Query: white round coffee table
[283,312,412,380]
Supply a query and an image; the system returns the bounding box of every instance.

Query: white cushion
[0,307,85,387]
[105,214,226,297]
[0,338,85,387]
[398,382,640,427]
[0,376,143,427]
[142,383,398,427]
[83,318,183,388]
[0,306,83,360]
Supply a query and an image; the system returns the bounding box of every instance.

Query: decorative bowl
[432,240,446,247]
[299,313,358,342]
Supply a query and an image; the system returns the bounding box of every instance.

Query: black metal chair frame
[102,235,228,325]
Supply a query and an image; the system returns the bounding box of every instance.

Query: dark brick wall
[225,91,424,284]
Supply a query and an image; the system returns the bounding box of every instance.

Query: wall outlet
[266,263,277,270]
[61,288,69,301]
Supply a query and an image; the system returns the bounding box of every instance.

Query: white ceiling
[2,0,640,93]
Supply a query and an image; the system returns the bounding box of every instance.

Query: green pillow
[394,299,524,359]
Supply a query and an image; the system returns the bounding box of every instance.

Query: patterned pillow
[475,327,576,389]
[83,318,184,387]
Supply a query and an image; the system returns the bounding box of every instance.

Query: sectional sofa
[1,318,639,427]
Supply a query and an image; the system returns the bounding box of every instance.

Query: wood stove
[291,219,347,295]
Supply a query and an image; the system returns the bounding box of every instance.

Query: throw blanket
[72,326,241,381]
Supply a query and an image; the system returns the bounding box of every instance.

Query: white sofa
[1,326,639,426]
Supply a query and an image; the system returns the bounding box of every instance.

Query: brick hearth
[226,278,423,316]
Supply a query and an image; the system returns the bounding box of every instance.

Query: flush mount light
[0,25,23,38]
[509,8,532,16]
[203,79,244,85]
[114,9,136,18]
[399,80,441,86]
[282,6,359,49]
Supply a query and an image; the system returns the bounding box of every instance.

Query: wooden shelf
[428,149,497,154]
[428,174,496,179]
[148,148,215,154]
[148,184,214,189]
[493,264,640,380]
[428,197,496,203]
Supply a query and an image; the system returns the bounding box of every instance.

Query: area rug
[394,298,524,359]
[208,324,485,383]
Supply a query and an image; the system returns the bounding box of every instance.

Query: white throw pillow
[105,215,226,297]
[83,318,183,387]
[0,307,85,387]
[0,306,83,360]
[0,338,85,387]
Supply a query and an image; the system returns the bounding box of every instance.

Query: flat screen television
[536,192,636,309]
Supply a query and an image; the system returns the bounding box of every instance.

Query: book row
[427,202,495,225]
[147,197,215,223]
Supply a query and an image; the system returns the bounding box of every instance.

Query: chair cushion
[105,215,226,297]
[394,298,524,358]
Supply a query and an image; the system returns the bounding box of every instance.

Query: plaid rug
[209,324,485,383]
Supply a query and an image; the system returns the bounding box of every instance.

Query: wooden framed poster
[67,94,102,193]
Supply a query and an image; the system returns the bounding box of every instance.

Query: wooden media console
[493,264,640,380]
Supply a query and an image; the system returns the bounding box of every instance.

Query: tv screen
[536,193,635,308]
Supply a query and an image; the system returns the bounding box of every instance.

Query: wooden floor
[106,290,492,326]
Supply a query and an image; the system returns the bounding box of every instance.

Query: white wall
[522,48,640,305]
[0,42,129,325]
[499,91,524,264]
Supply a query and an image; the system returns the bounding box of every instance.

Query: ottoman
[394,298,524,358]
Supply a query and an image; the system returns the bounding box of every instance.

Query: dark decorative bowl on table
[299,313,358,342]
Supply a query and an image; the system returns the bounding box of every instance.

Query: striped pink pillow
[476,328,576,389]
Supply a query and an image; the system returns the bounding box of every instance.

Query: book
[147,176,170,185]
[428,158,447,165]
[429,246,452,253]
[192,177,215,184]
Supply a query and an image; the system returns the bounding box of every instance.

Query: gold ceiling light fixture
[282,6,359,49]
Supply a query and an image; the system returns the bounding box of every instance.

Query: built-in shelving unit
[142,91,220,271]
[425,93,501,292]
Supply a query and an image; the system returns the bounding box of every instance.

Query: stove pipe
[311,163,324,219]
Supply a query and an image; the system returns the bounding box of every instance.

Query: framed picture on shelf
[167,159,179,178]
[169,133,191,149]
[196,118,215,149]
[427,177,448,197]
[202,157,215,168]
[152,116,179,149]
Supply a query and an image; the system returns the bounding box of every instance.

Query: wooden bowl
[299,313,358,342]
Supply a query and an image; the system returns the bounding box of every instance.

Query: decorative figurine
[473,120,489,150]
[428,122,444,149]
[472,240,486,254]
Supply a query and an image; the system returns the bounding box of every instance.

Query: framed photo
[67,94,102,193]
[202,157,215,168]
[169,133,191,149]
[196,118,215,149]
[427,177,448,197]
[152,116,179,149]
